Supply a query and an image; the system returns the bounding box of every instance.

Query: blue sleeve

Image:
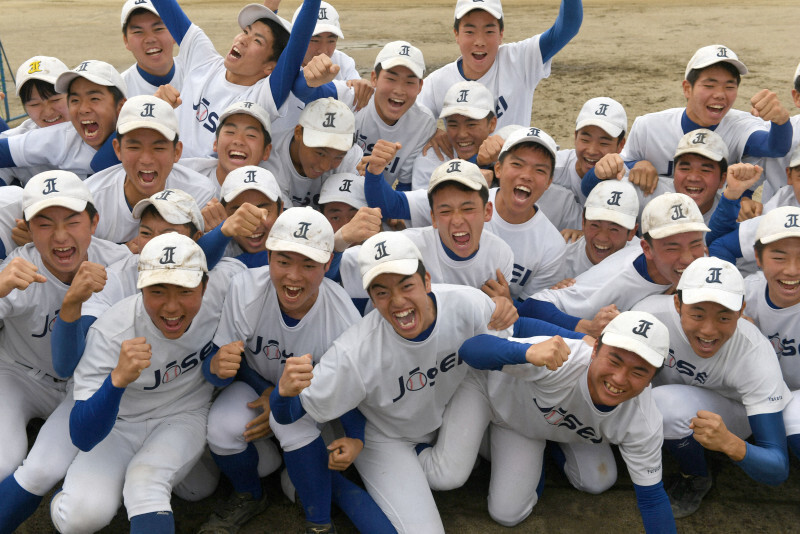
[51,315,96,378]
[633,481,676,534]
[705,195,741,246]
[539,0,583,63]
[0,138,15,168]
[516,299,581,331]
[364,170,411,220]
[201,345,235,388]
[735,412,790,485]
[237,357,275,396]
[269,387,307,424]
[339,408,366,443]
[149,0,192,43]
[268,0,321,109]
[458,334,530,371]
[197,224,232,270]
[324,250,342,280]
[707,229,742,264]
[291,75,338,103]
[0,240,5,261]
[513,317,583,339]
[69,375,125,451]
[0,116,8,134]
[743,120,793,159]
[90,133,121,173]
[580,160,638,198]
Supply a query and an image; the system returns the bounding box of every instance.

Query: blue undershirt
[136,63,176,88]
[51,315,97,378]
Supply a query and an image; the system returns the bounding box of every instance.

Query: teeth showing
[248,232,265,240]
[605,381,623,394]
[139,170,156,182]
[594,244,610,250]
[698,337,715,343]
[54,247,72,252]
[388,98,404,106]
[229,151,247,160]
[457,142,473,147]
[231,46,242,58]
[780,280,800,286]
[516,186,531,193]
[395,309,412,318]
[44,116,62,123]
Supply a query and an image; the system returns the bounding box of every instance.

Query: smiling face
[370,66,423,126]
[303,32,338,66]
[225,189,281,253]
[213,114,271,182]
[682,65,739,127]
[142,281,206,339]
[68,78,124,149]
[587,341,658,406]
[756,237,800,309]
[115,128,182,206]
[430,183,491,257]
[268,250,330,319]
[28,206,98,284]
[583,219,636,265]
[23,84,69,128]
[675,296,741,358]
[224,21,278,85]
[368,271,435,339]
[494,144,553,224]
[444,114,496,160]
[454,10,503,80]
[123,10,175,77]
[641,231,706,286]
[291,127,348,179]
[673,154,724,214]
[573,126,624,178]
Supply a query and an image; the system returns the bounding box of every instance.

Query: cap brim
[132,198,192,225]
[455,5,502,21]
[137,268,203,289]
[686,58,748,78]
[15,73,60,97]
[378,58,423,79]
[758,230,800,245]
[318,192,366,209]
[427,175,484,194]
[24,198,88,220]
[673,146,724,163]
[648,221,710,239]
[314,23,343,38]
[118,120,177,141]
[584,207,636,230]
[219,109,272,134]
[440,105,492,120]
[602,331,664,368]
[266,236,331,264]
[680,287,743,312]
[501,137,557,161]
[222,184,280,204]
[302,128,353,152]
[55,71,116,94]
[575,118,624,138]
[238,4,292,34]
[362,258,420,290]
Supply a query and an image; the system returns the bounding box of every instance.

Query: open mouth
[695,336,718,354]
[452,231,470,247]
[393,308,417,330]
[387,98,405,111]
[244,232,266,248]
[778,279,800,292]
[590,242,613,260]
[228,46,242,60]
[228,150,248,162]
[283,285,303,302]
[471,51,487,61]
[161,315,185,334]
[138,170,157,184]
[513,185,531,202]
[145,47,163,56]
[43,115,63,124]
[53,246,76,264]
[81,120,99,139]
[604,381,623,395]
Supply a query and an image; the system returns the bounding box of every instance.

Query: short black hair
[256,18,290,63]
[686,62,741,87]
[139,204,200,237]
[794,75,800,94]
[453,14,504,32]
[122,7,157,35]
[19,79,59,106]
[427,180,489,209]
[498,141,555,178]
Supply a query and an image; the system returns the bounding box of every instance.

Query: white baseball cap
[218,101,273,137]
[293,1,344,38]
[575,97,627,138]
[137,233,208,289]
[23,170,93,220]
[454,0,503,21]
[673,129,729,164]
[238,3,292,34]
[428,159,488,194]
[374,41,425,79]
[788,143,800,169]
[601,311,670,368]
[266,207,334,263]
[55,60,128,98]
[319,173,367,209]
[440,81,495,120]
[677,257,745,312]
[685,44,748,80]
[132,188,204,233]
[221,165,282,204]
[641,192,709,239]
[756,206,800,245]
[499,126,558,162]
[359,231,423,290]
[117,95,179,141]
[15,56,69,97]
[584,180,639,230]
[120,0,160,28]
[298,97,355,152]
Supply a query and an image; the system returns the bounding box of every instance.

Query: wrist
[334,228,349,252]
[110,368,127,389]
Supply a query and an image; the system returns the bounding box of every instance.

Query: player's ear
[262,143,273,162]
[370,70,378,88]
[293,125,304,145]
[173,140,183,162]
[115,97,127,117]
[212,138,219,155]
[483,199,493,222]
[112,137,123,160]
[792,89,800,109]
[323,254,333,273]
[89,211,100,235]
[262,60,278,77]
[617,136,626,152]
[681,79,693,100]
[640,237,653,261]
[628,224,639,241]
[488,115,497,133]
[423,271,432,292]
[673,293,681,314]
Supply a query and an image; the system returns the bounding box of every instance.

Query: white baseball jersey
[759,114,800,201]
[0,185,23,257]
[535,183,583,232]
[763,185,800,212]
[553,149,587,204]
[734,215,766,277]
[299,284,503,440]
[0,119,37,139]
[419,35,551,131]
[620,108,768,177]
[488,337,664,486]
[354,100,437,187]
[121,55,186,98]
[0,121,50,186]
[411,148,456,192]
[169,24,281,158]
[562,235,641,279]
[533,245,671,318]
[176,156,221,195]
[84,163,217,244]
[633,294,792,416]
[5,122,94,178]
[261,129,362,209]
[744,272,800,390]
[213,268,359,384]
[339,225,514,299]
[0,238,129,377]
[73,258,245,422]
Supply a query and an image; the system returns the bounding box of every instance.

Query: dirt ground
[4,0,800,532]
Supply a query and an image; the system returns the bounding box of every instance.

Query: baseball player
[0,185,23,261]
[633,257,791,518]
[419,0,582,134]
[148,0,325,157]
[0,171,128,533]
[0,60,127,177]
[353,41,437,191]
[318,172,367,235]
[620,44,792,178]
[271,230,514,533]
[51,233,245,533]
[120,0,185,98]
[446,311,676,532]
[84,95,216,245]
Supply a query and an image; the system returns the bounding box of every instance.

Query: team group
[0,0,798,532]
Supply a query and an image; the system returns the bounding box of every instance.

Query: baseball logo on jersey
[663,352,709,384]
[32,309,60,339]
[664,348,677,368]
[391,353,462,403]
[532,398,603,443]
[42,177,59,195]
[768,332,797,358]
[785,214,800,228]
[27,61,43,74]
[594,103,609,116]
[143,340,215,390]
[193,97,220,133]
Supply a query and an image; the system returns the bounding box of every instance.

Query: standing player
[633,257,792,518]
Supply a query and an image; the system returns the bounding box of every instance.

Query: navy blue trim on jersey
[281,310,301,327]
[516,299,581,331]
[90,132,121,173]
[136,63,176,88]
[0,139,15,168]
[680,109,718,134]
[202,344,235,388]
[70,375,125,451]
[736,412,790,485]
[440,237,478,261]
[51,315,97,378]
[633,481,676,534]
[268,0,321,110]
[744,119,793,159]
[458,334,530,371]
[270,388,307,424]
[513,317,584,339]
[539,0,583,63]
[364,169,411,220]
[705,195,741,246]
[291,75,337,103]
[339,408,366,443]
[150,0,192,43]
[0,240,5,261]
[632,253,654,282]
